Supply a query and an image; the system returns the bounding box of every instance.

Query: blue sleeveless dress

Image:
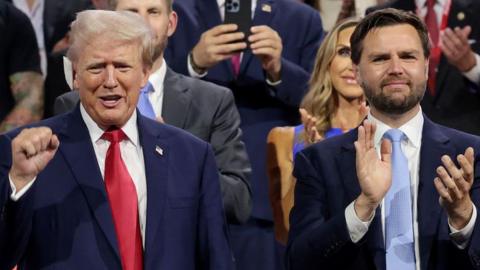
[292,124,343,158]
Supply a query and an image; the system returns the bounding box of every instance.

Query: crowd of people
[1,0,480,269]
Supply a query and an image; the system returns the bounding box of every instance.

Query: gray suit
[55,67,252,224]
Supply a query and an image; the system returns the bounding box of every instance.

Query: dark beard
[362,78,425,115]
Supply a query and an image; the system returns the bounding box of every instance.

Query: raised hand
[440,26,477,72]
[434,147,475,229]
[299,108,323,145]
[354,120,392,221]
[249,25,282,82]
[9,127,59,191]
[191,24,247,72]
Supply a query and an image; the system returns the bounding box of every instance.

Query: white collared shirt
[12,0,47,76]
[147,59,167,117]
[80,105,147,247]
[416,0,446,26]
[9,105,148,248]
[344,108,477,270]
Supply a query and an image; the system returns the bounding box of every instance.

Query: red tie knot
[427,0,436,8]
[102,128,127,144]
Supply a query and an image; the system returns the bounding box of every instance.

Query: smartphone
[224,0,252,48]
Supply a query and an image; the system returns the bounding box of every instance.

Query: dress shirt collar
[148,58,167,93]
[416,0,446,8]
[369,108,424,149]
[80,103,139,147]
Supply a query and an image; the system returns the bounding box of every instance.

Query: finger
[49,134,60,151]
[210,24,239,36]
[380,138,392,163]
[212,42,247,55]
[444,28,467,51]
[456,25,472,40]
[299,108,308,124]
[311,126,323,142]
[356,124,366,153]
[251,47,279,58]
[213,32,245,45]
[440,30,458,54]
[367,121,376,150]
[250,39,280,50]
[434,176,454,204]
[22,140,38,158]
[436,164,463,201]
[250,25,274,34]
[457,154,473,192]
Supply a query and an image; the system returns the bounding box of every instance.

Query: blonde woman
[267,18,367,245]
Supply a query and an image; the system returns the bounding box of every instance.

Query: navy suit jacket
[287,116,480,270]
[165,0,323,221]
[0,107,234,269]
[367,0,480,135]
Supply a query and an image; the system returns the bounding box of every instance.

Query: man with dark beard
[287,8,480,270]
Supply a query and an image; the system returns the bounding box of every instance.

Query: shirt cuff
[187,54,208,78]
[449,203,477,250]
[9,174,35,201]
[463,53,480,85]
[345,200,374,243]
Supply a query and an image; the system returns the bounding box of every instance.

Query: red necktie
[231,53,241,76]
[425,0,439,96]
[103,129,143,270]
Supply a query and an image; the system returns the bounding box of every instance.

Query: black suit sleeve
[210,89,252,224]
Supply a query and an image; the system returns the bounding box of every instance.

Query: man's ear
[167,11,178,37]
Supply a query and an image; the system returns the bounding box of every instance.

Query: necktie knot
[426,0,436,8]
[383,129,405,143]
[102,129,127,144]
[141,82,154,94]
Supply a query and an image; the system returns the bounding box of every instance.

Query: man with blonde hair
[55,0,253,225]
[0,10,233,270]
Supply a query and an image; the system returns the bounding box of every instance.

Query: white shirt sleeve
[9,174,36,201]
[463,53,480,85]
[187,54,208,78]
[448,203,477,249]
[345,200,375,243]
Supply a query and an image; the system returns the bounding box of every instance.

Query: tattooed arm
[0,71,44,133]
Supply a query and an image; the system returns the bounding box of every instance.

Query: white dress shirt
[147,58,167,117]
[9,105,149,247]
[415,0,480,85]
[344,109,477,270]
[13,0,47,77]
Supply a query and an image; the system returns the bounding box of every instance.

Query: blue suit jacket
[165,0,323,221]
[287,116,480,270]
[0,107,234,269]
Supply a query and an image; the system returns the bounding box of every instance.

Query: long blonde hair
[300,18,359,137]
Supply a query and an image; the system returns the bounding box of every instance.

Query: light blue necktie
[383,129,415,270]
[137,82,156,120]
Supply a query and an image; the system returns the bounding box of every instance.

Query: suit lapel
[336,130,386,270]
[137,115,169,263]
[161,68,191,129]
[58,106,121,261]
[417,116,451,270]
[239,0,276,76]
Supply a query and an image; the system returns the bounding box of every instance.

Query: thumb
[380,139,392,164]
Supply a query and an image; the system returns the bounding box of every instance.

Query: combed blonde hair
[300,18,359,138]
[67,10,156,69]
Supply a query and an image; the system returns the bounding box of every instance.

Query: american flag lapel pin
[262,4,271,13]
[155,145,164,156]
